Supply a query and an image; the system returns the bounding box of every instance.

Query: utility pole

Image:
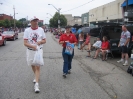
[13,6,15,31]
[48,4,61,29]
[58,10,60,29]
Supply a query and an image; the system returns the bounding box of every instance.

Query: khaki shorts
[26,49,43,66]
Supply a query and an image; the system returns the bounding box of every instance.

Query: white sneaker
[63,73,67,78]
[117,59,124,63]
[68,70,71,74]
[34,83,40,93]
[33,79,36,83]
[123,62,128,66]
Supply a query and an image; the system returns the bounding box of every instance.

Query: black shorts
[119,46,128,53]
[79,41,84,45]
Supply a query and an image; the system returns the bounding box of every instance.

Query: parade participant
[59,26,77,78]
[23,17,46,93]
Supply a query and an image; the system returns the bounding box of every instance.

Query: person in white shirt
[93,37,102,48]
[87,37,102,57]
[23,17,46,93]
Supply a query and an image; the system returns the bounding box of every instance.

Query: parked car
[0,33,6,46]
[89,23,133,56]
[2,31,18,41]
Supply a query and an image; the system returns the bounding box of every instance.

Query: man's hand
[37,41,42,45]
[59,41,65,44]
[32,46,37,51]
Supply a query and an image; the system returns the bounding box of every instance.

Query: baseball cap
[30,16,39,22]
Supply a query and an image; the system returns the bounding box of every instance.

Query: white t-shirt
[23,27,46,48]
[93,41,102,48]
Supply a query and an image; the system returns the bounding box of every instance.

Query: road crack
[76,58,118,99]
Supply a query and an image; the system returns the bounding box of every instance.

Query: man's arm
[124,38,130,46]
[37,39,46,45]
[124,32,131,46]
[24,39,37,50]
[59,35,65,44]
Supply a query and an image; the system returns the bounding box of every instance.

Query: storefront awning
[121,0,133,7]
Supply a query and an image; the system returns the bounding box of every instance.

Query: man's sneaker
[34,83,40,93]
[33,79,36,83]
[117,59,124,63]
[68,70,71,74]
[63,73,67,78]
[123,62,128,66]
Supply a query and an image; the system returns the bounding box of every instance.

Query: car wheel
[132,69,133,76]
[16,35,18,39]
[13,36,16,41]
[2,39,6,46]
[129,47,133,57]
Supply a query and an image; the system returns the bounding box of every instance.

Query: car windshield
[3,31,14,34]
[90,28,100,37]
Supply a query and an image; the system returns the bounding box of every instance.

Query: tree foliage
[0,18,28,28]
[49,12,67,28]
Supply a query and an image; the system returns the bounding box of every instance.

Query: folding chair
[105,39,120,60]
[105,50,114,60]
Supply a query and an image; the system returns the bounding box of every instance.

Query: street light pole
[13,6,15,31]
[47,13,53,17]
[13,6,18,31]
[48,4,61,29]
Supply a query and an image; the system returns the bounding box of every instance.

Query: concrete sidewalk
[52,34,132,73]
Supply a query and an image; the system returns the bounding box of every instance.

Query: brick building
[0,14,13,20]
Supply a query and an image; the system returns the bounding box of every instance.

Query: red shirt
[85,36,90,44]
[59,33,77,48]
[101,41,109,50]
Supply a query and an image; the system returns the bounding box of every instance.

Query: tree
[38,22,43,27]
[49,12,67,28]
[0,20,5,27]
[18,18,28,28]
[49,18,54,27]
[16,21,23,28]
[10,20,14,28]
[19,18,26,22]
[4,19,11,28]
[0,18,27,28]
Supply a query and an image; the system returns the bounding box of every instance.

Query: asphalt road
[0,32,133,99]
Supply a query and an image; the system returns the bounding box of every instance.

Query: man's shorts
[119,46,128,53]
[26,49,43,66]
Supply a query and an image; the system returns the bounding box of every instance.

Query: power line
[61,0,95,13]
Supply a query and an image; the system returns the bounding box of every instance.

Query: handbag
[64,42,74,55]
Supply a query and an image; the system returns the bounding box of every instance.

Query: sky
[0,0,116,24]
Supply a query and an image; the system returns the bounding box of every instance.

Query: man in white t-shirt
[117,25,130,66]
[23,17,46,93]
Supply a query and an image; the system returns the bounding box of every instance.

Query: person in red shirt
[59,26,77,78]
[93,36,109,61]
